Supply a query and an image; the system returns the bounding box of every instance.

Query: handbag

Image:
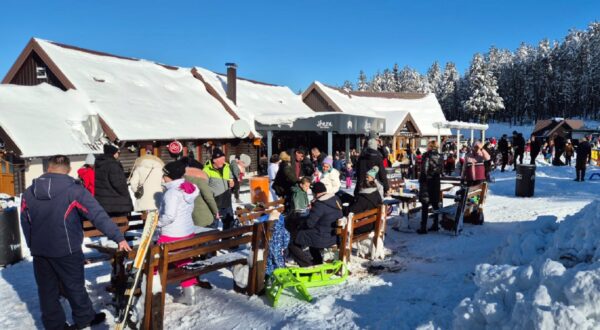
[134,168,154,199]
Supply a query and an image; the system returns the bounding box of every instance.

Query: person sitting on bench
[345,166,383,235]
[286,177,312,247]
[289,182,343,267]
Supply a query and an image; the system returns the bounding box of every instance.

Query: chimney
[226,62,237,104]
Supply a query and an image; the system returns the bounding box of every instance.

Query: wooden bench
[338,205,386,262]
[440,182,488,234]
[235,198,285,225]
[83,216,130,237]
[143,220,275,329]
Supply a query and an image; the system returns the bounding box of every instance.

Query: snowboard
[115,210,159,330]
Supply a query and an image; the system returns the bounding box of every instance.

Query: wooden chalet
[532,118,585,141]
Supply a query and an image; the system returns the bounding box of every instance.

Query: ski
[115,210,159,330]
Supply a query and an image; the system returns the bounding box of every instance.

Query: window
[36,66,47,79]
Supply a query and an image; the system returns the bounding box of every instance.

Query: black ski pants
[33,252,95,330]
[501,152,509,171]
[576,159,587,181]
[288,244,323,267]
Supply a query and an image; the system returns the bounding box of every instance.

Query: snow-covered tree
[463,53,505,123]
[341,80,354,92]
[427,61,443,99]
[439,62,460,119]
[357,70,369,91]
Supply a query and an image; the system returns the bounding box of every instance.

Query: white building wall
[24,155,87,187]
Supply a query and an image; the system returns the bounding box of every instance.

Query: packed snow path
[0,162,597,329]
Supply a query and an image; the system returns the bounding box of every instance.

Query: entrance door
[0,160,15,195]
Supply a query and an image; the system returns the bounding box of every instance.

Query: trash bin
[0,208,22,265]
[249,176,270,204]
[516,164,536,197]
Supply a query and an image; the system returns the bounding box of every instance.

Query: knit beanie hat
[367,138,378,150]
[163,161,186,180]
[311,182,327,195]
[103,144,119,156]
[211,148,225,160]
[367,166,379,179]
[322,156,333,166]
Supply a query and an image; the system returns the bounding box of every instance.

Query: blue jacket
[21,173,125,258]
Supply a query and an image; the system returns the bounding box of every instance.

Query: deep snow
[1,159,599,329]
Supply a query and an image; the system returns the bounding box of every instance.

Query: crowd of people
[20,129,597,329]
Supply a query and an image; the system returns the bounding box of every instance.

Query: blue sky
[0,1,598,92]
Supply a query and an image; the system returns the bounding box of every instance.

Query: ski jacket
[77,166,95,196]
[184,167,219,227]
[498,138,510,154]
[158,178,199,238]
[348,187,382,215]
[94,154,133,214]
[272,161,297,197]
[21,173,125,258]
[316,168,341,194]
[576,141,592,162]
[129,155,164,211]
[203,160,233,209]
[419,150,443,182]
[354,148,389,196]
[290,184,310,214]
[295,193,342,249]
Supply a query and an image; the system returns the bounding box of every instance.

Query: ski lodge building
[0,38,451,194]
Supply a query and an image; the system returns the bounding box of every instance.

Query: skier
[498,134,510,172]
[77,154,95,196]
[575,137,592,181]
[291,182,342,266]
[204,148,235,230]
[417,140,443,234]
[94,144,133,218]
[21,155,131,330]
[157,160,202,304]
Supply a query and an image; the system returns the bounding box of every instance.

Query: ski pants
[33,252,95,330]
[501,152,509,171]
[288,244,323,267]
[530,152,539,165]
[219,207,235,230]
[576,160,587,181]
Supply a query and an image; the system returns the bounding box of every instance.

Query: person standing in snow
[267,153,280,201]
[21,155,131,330]
[272,151,297,211]
[354,138,389,197]
[204,148,235,230]
[94,144,133,218]
[529,135,541,165]
[181,157,219,228]
[498,134,510,172]
[564,140,574,166]
[575,137,592,182]
[229,155,244,204]
[417,140,443,235]
[129,154,164,212]
[157,161,202,304]
[77,154,95,196]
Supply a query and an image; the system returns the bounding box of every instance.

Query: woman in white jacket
[129,154,164,211]
[314,156,341,194]
[157,161,200,305]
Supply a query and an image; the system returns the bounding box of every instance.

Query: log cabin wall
[8,51,67,90]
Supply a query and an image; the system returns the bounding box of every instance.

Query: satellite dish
[240,153,251,167]
[231,120,251,139]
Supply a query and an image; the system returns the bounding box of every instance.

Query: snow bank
[454,200,600,329]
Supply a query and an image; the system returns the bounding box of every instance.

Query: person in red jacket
[77,154,96,196]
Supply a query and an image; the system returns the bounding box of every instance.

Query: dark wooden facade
[8,50,67,90]
[303,89,338,112]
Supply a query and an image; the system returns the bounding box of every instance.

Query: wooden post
[267,131,273,160]
[157,245,169,330]
[143,248,155,329]
[248,223,261,296]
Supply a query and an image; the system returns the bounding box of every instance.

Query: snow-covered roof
[35,39,238,141]
[0,84,104,157]
[192,67,314,134]
[307,82,452,136]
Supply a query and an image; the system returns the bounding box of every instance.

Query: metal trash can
[516,164,536,197]
[0,208,22,265]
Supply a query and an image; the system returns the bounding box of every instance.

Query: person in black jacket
[347,166,383,235]
[290,182,343,267]
[512,131,526,168]
[21,155,131,330]
[575,137,592,181]
[354,138,389,196]
[529,135,541,165]
[290,149,314,180]
[94,144,133,217]
[272,151,297,211]
[498,134,510,172]
[417,140,443,235]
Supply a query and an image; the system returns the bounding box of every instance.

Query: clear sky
[0,0,598,92]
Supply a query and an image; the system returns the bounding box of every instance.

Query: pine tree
[463,53,505,123]
[341,80,354,92]
[440,62,460,120]
[392,63,400,92]
[427,61,443,100]
[357,70,369,91]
